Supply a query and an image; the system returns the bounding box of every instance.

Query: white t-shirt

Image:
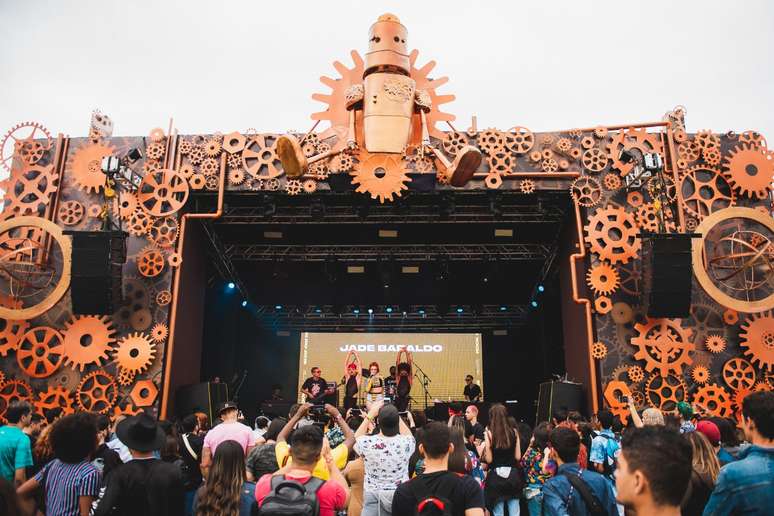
[355,434,415,492]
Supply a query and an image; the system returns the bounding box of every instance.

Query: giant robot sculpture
[277,14,482,190]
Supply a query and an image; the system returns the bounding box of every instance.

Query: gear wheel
[571,177,602,207]
[67,142,114,194]
[584,206,641,265]
[0,296,29,357]
[117,192,138,221]
[722,358,756,390]
[705,334,727,354]
[628,366,645,383]
[127,208,151,237]
[503,127,535,155]
[703,147,721,167]
[309,160,329,180]
[138,169,189,216]
[227,153,242,170]
[477,129,506,155]
[303,179,317,193]
[117,367,135,387]
[645,373,686,412]
[137,246,165,278]
[114,332,156,374]
[694,383,734,418]
[487,150,514,175]
[581,148,608,172]
[285,179,303,195]
[722,143,773,199]
[1,122,52,173]
[200,158,219,176]
[591,341,608,359]
[178,139,193,155]
[242,135,283,179]
[691,365,710,384]
[16,326,64,378]
[603,173,621,190]
[329,153,354,173]
[34,386,75,422]
[636,203,661,232]
[0,380,33,421]
[156,290,171,306]
[586,262,620,295]
[228,168,246,185]
[57,200,84,226]
[145,142,165,161]
[632,318,695,377]
[76,370,117,414]
[442,132,468,155]
[695,130,721,152]
[188,145,205,165]
[484,172,502,189]
[678,141,701,163]
[519,179,535,194]
[350,152,410,203]
[608,127,663,177]
[150,323,168,342]
[0,162,60,217]
[61,315,116,371]
[680,166,735,220]
[739,311,773,371]
[204,138,222,157]
[148,217,178,249]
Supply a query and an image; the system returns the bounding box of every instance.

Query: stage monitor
[297,333,483,405]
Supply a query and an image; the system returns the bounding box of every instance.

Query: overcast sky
[1,0,772,153]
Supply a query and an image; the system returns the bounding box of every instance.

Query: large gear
[75,370,117,414]
[57,200,85,226]
[477,129,506,155]
[114,332,156,375]
[0,162,59,217]
[67,141,115,194]
[503,127,535,155]
[608,127,663,177]
[137,169,189,216]
[148,217,178,249]
[739,311,773,371]
[586,262,620,295]
[0,379,33,422]
[350,152,411,204]
[693,383,734,418]
[722,143,774,199]
[570,177,602,207]
[16,326,64,378]
[584,206,641,265]
[242,134,283,179]
[1,122,52,173]
[722,358,756,391]
[61,315,116,372]
[34,386,75,422]
[645,373,686,412]
[680,165,735,220]
[0,295,29,357]
[631,318,695,377]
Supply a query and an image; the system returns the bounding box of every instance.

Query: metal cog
[0,380,33,422]
[114,332,156,375]
[695,130,721,152]
[603,173,621,190]
[127,208,151,237]
[691,365,710,384]
[680,165,735,220]
[722,143,773,199]
[228,168,246,185]
[705,334,727,354]
[632,318,695,377]
[148,216,178,249]
[591,341,608,359]
[0,162,59,217]
[75,370,117,414]
[570,177,602,207]
[350,152,411,204]
[242,134,283,179]
[204,138,222,157]
[581,148,608,172]
[738,311,774,371]
[16,326,64,378]
[137,169,189,217]
[586,262,620,296]
[693,383,734,418]
[67,141,114,194]
[442,131,468,155]
[329,153,354,173]
[607,127,663,177]
[285,179,303,196]
[477,129,506,155]
[584,206,641,265]
[627,365,645,383]
[150,323,168,343]
[519,179,535,194]
[156,290,172,306]
[636,203,661,232]
[117,367,135,387]
[61,315,116,371]
[136,245,165,278]
[722,357,756,390]
[645,373,686,412]
[34,386,75,422]
[1,122,52,173]
[0,295,29,356]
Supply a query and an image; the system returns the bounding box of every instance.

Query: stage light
[275,304,283,310]
[386,307,393,313]
[531,300,538,308]
[456,307,464,313]
[353,308,360,315]
[367,308,374,315]
[418,308,425,315]
[227,282,235,290]
[538,285,545,293]
[500,306,507,311]
[315,307,322,313]
[241,300,247,307]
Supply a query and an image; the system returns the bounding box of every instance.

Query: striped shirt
[34,459,101,516]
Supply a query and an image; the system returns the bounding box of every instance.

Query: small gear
[148,217,178,249]
[722,143,773,199]
[694,383,733,418]
[442,131,468,155]
[477,129,506,155]
[628,366,645,383]
[200,158,219,176]
[627,191,644,208]
[0,380,33,421]
[61,315,116,372]
[695,130,721,152]
[316,142,331,155]
[680,166,735,220]
[57,200,85,226]
[611,302,634,324]
[541,158,558,172]
[484,172,502,189]
[149,127,165,143]
[285,179,303,196]
[678,141,701,162]
[227,152,242,169]
[143,160,161,174]
[603,173,622,190]
[738,311,774,371]
[303,179,317,193]
[591,341,608,359]
[570,177,602,207]
[137,246,166,278]
[34,386,75,422]
[593,126,608,139]
[584,206,641,265]
[117,367,135,387]
[705,335,727,354]
[114,332,156,374]
[137,169,189,216]
[228,168,245,185]
[168,252,182,267]
[242,134,283,179]
[703,146,721,166]
[722,358,756,391]
[636,203,660,232]
[76,370,117,414]
[116,192,138,220]
[130,308,152,331]
[156,290,172,306]
[723,309,739,325]
[739,130,767,148]
[329,153,354,173]
[586,262,620,295]
[582,148,608,172]
[540,134,555,147]
[581,136,595,150]
[127,208,151,237]
[150,323,168,343]
[205,174,219,190]
[541,149,553,160]
[265,178,281,191]
[145,142,165,161]
[645,373,686,412]
[595,296,612,314]
[555,137,573,154]
[204,138,222,157]
[1,122,52,172]
[519,179,535,194]
[187,145,205,165]
[16,326,64,378]
[691,365,710,384]
[486,150,513,175]
[309,160,329,180]
[178,139,193,155]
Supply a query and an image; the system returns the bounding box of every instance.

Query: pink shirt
[255,472,347,516]
[203,421,254,453]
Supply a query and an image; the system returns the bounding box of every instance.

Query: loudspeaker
[175,382,230,423]
[64,231,127,315]
[536,381,584,424]
[643,233,693,318]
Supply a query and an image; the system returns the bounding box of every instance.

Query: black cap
[217,400,239,415]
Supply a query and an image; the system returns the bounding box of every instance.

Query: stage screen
[297,333,483,405]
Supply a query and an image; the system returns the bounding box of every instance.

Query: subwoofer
[643,233,693,318]
[536,381,584,424]
[175,382,230,424]
[64,230,127,315]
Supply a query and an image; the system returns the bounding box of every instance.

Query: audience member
[93,414,122,479]
[590,409,620,490]
[392,422,485,516]
[22,414,44,446]
[677,401,695,433]
[201,401,254,476]
[94,413,184,515]
[542,426,617,515]
[464,405,485,447]
[106,415,132,463]
[703,391,774,514]
[193,440,255,516]
[449,426,484,484]
[708,416,742,462]
[615,426,692,516]
[17,412,101,516]
[254,425,349,516]
[519,421,554,516]
[354,401,415,516]
[642,407,665,426]
[342,447,365,516]
[246,418,284,482]
[178,414,204,516]
[0,477,22,516]
[681,431,719,516]
[695,420,734,466]
[482,403,522,516]
[253,416,270,442]
[0,401,33,486]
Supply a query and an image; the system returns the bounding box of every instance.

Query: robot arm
[414,89,433,148]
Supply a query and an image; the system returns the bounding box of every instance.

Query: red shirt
[255,471,347,516]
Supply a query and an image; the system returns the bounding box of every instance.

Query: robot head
[365,13,409,74]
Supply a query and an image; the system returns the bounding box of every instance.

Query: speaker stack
[64,231,127,315]
[642,233,694,318]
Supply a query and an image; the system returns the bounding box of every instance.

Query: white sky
[1,0,773,151]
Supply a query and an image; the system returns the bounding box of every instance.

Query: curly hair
[196,440,245,516]
[33,424,55,465]
[50,413,97,463]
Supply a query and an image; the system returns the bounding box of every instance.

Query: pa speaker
[64,231,127,315]
[175,382,229,423]
[536,381,584,424]
[643,233,693,318]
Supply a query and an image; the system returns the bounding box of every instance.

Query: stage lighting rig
[619,148,678,234]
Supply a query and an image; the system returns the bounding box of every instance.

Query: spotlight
[275,304,283,310]
[531,300,538,308]
[456,307,464,314]
[241,300,247,307]
[386,307,393,313]
[315,307,322,313]
[353,308,360,315]
[367,308,374,315]
[227,282,236,290]
[418,308,426,315]
[500,306,507,311]
[538,285,545,293]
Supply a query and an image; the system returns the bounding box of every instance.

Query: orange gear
[503,127,534,155]
[595,296,612,314]
[487,149,514,175]
[150,323,168,343]
[131,379,159,407]
[61,315,116,372]
[1,122,52,173]
[691,365,710,384]
[541,158,558,173]
[703,147,721,167]
[591,341,608,359]
[204,138,223,157]
[704,335,727,354]
[571,177,602,207]
[679,166,735,220]
[0,379,33,421]
[603,381,631,423]
[627,191,643,208]
[678,141,701,163]
[695,130,720,152]
[113,400,143,418]
[603,173,621,190]
[137,169,189,217]
[694,383,733,418]
[285,179,303,195]
[519,179,535,194]
[156,290,172,306]
[0,295,29,357]
[127,208,151,237]
[167,252,182,268]
[632,318,695,377]
[148,217,178,249]
[739,311,774,371]
[593,126,608,139]
[149,127,165,143]
[723,144,774,199]
[228,168,246,185]
[130,308,152,331]
[117,367,135,387]
[75,370,117,414]
[114,332,156,374]
[586,262,620,295]
[34,386,74,422]
[611,302,634,324]
[242,135,283,179]
[350,152,410,203]
[722,358,756,391]
[739,130,767,148]
[145,142,165,161]
[636,203,660,232]
[723,309,739,325]
[303,179,318,193]
[628,366,645,383]
[178,163,195,179]
[67,141,115,194]
[0,162,59,217]
[477,129,505,155]
[645,373,686,412]
[442,131,468,155]
[57,200,85,226]
[137,246,165,278]
[16,326,64,378]
[329,153,354,173]
[584,206,641,265]
[607,127,663,177]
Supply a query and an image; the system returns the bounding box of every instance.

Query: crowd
[0,390,771,516]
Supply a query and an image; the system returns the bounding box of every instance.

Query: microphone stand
[413,362,432,411]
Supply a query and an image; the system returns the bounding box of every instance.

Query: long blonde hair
[686,431,720,483]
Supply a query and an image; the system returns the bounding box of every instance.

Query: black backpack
[408,472,459,516]
[258,475,324,516]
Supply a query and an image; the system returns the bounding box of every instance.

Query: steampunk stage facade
[0,14,772,420]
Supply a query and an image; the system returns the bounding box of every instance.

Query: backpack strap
[408,472,456,514]
[182,434,198,461]
[560,470,605,516]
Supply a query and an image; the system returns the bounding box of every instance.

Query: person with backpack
[254,424,348,516]
[590,410,620,485]
[542,427,617,515]
[392,422,485,516]
[178,415,204,516]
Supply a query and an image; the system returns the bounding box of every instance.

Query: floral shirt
[519,447,555,486]
[355,434,415,492]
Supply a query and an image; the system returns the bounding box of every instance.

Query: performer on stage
[464,374,482,402]
[395,350,413,411]
[300,366,333,403]
[364,361,384,408]
[342,350,363,411]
